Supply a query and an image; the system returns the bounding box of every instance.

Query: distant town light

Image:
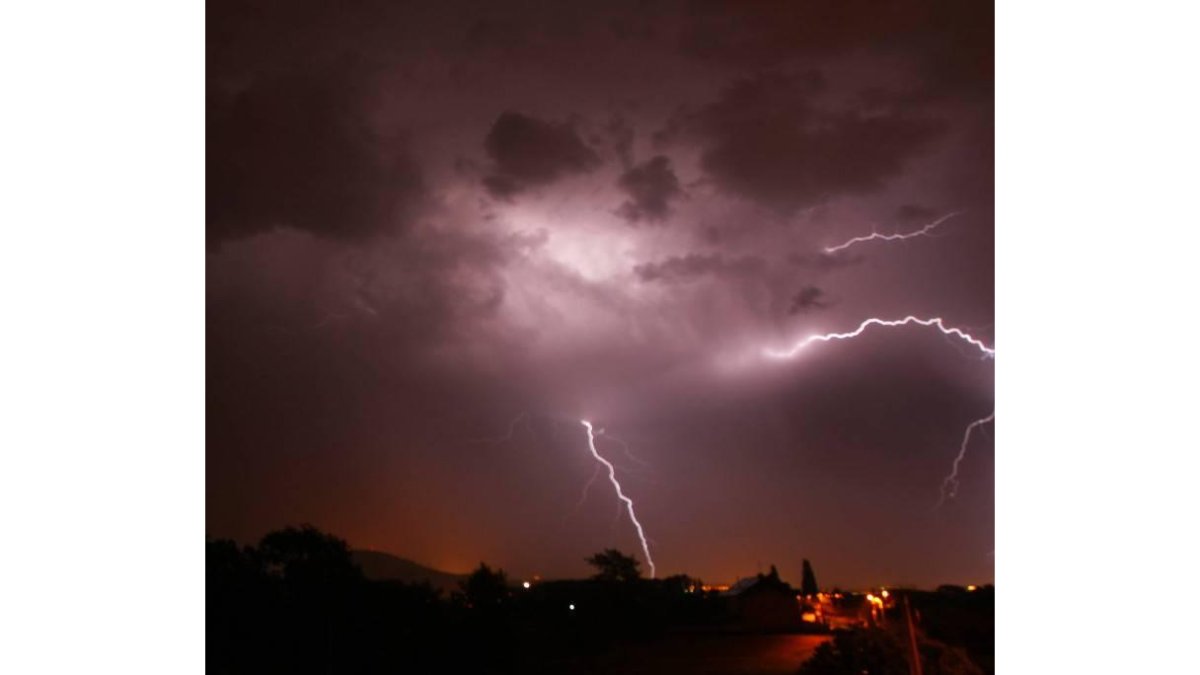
[881,590,889,598]
[967,585,977,592]
[522,581,531,589]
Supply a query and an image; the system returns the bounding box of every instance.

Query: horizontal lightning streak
[764,316,995,360]
[581,420,656,578]
[823,211,963,254]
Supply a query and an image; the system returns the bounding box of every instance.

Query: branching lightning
[764,316,995,360]
[596,428,652,470]
[763,315,994,505]
[564,463,604,523]
[581,420,656,578]
[807,211,996,507]
[937,412,995,507]
[823,211,963,254]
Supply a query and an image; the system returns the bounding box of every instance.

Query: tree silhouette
[585,548,642,582]
[257,524,361,587]
[461,562,509,610]
[801,558,819,597]
[245,526,364,674]
[662,574,700,593]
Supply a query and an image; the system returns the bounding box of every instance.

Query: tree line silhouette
[208,526,725,674]
[208,525,990,674]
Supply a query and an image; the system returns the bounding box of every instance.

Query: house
[722,565,803,631]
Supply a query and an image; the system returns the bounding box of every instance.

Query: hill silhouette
[351,550,466,593]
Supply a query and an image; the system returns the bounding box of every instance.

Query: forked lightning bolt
[581,420,656,578]
[763,316,994,504]
[823,211,963,254]
[937,412,995,507]
[764,316,995,360]
[596,428,652,469]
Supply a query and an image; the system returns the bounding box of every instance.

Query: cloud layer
[663,73,946,213]
[483,112,602,198]
[207,0,995,588]
[616,156,684,223]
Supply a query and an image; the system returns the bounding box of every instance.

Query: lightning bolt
[763,316,994,504]
[581,420,656,578]
[565,463,603,522]
[823,211,963,254]
[598,431,652,470]
[764,316,995,360]
[937,412,995,507]
[781,210,993,509]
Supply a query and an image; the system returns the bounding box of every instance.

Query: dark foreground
[209,527,992,674]
[540,633,831,675]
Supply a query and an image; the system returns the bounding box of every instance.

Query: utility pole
[903,594,923,675]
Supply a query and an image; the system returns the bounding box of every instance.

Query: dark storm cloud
[663,72,946,214]
[678,0,993,99]
[206,65,426,245]
[205,0,435,246]
[207,0,994,588]
[604,114,636,169]
[678,0,915,66]
[206,223,543,426]
[206,60,427,243]
[787,251,865,272]
[634,253,765,283]
[895,203,939,223]
[615,156,683,223]
[789,285,830,314]
[482,112,602,198]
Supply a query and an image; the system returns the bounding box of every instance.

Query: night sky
[207,0,994,589]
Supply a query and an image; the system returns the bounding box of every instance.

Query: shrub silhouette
[585,548,642,582]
